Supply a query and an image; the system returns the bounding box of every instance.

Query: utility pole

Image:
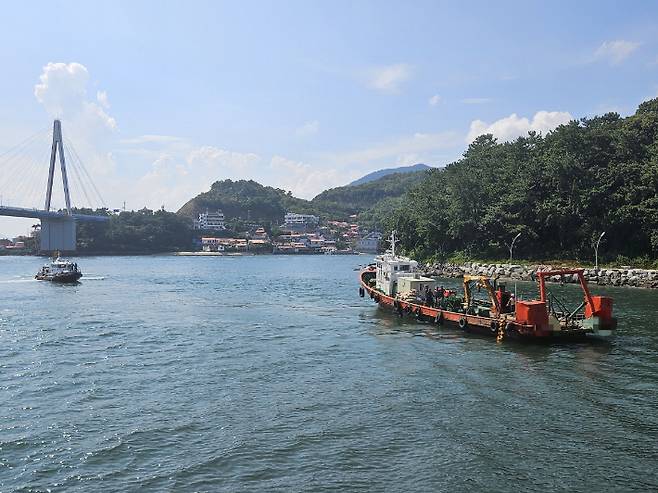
[595,231,606,271]
[508,232,522,262]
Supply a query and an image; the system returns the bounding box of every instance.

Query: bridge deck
[0,206,109,222]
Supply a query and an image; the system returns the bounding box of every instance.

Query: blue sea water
[1,255,657,492]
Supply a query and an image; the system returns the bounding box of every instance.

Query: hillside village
[192,209,382,254]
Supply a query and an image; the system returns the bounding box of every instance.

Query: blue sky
[1,0,657,236]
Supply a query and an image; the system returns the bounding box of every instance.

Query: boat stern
[583,295,617,338]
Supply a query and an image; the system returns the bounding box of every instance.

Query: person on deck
[506,293,516,312]
[425,286,434,307]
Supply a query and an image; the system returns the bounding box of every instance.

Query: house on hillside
[250,227,269,240]
[357,231,382,253]
[282,212,319,232]
[201,237,248,252]
[273,232,331,254]
[194,210,226,230]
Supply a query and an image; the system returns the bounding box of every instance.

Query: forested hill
[348,163,431,186]
[380,98,658,264]
[176,171,430,224]
[177,179,316,223]
[311,169,430,216]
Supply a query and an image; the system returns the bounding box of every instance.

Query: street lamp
[508,232,522,262]
[594,231,605,271]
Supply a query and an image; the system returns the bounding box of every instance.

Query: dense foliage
[348,163,430,186]
[311,170,430,217]
[377,100,658,264]
[177,179,319,224]
[76,208,192,253]
[177,173,427,224]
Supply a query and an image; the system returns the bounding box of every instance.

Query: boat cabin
[374,255,421,296]
[397,276,437,296]
[374,231,424,296]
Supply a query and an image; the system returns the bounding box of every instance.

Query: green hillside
[310,169,430,217]
[177,171,428,225]
[379,98,658,264]
[348,163,431,186]
[177,179,317,224]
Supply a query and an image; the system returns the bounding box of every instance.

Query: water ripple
[1,255,657,492]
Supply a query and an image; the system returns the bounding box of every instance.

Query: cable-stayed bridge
[0,120,109,251]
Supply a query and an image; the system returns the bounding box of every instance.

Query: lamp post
[508,232,522,262]
[594,231,605,271]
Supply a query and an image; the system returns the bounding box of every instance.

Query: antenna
[390,230,397,257]
[44,120,72,214]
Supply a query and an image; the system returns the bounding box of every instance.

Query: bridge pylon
[0,119,109,253]
[44,119,72,214]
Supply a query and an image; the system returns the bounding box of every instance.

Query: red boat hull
[358,267,594,342]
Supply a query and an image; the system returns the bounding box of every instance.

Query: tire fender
[490,321,498,334]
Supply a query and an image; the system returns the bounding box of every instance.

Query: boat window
[399,265,410,271]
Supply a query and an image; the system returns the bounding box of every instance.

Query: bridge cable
[62,139,98,209]
[62,141,94,209]
[0,130,51,208]
[22,132,55,210]
[64,137,107,209]
[0,126,49,161]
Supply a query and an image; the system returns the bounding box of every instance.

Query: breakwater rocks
[423,262,658,289]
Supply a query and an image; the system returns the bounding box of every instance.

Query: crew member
[425,286,434,307]
[506,293,516,312]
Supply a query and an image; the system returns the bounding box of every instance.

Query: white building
[284,212,319,226]
[201,237,225,252]
[357,231,382,253]
[195,210,226,230]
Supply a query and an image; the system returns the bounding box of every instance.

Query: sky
[1,0,657,237]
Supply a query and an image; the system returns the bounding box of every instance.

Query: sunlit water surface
[1,255,657,492]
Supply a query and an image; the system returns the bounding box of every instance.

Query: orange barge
[358,233,616,342]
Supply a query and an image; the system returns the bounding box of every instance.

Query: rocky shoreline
[423,262,658,289]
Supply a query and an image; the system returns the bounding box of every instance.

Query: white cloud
[269,156,352,199]
[120,135,187,146]
[30,61,118,214]
[428,94,441,106]
[462,97,492,104]
[295,120,320,137]
[96,90,110,109]
[594,40,640,65]
[396,153,421,166]
[131,146,264,211]
[186,146,261,179]
[467,110,573,143]
[326,131,460,167]
[34,62,116,130]
[366,63,413,93]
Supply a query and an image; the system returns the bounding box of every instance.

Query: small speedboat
[35,257,82,283]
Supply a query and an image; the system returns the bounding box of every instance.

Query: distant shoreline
[1,251,366,258]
